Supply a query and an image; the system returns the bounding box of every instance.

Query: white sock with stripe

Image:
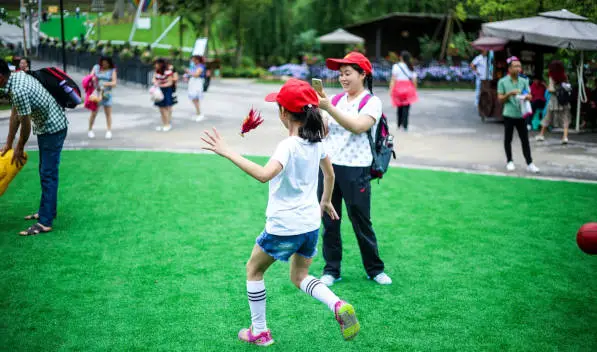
[247,280,267,334]
[300,275,340,312]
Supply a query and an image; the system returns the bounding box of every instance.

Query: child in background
[184,55,206,121]
[200,78,360,346]
[529,76,547,130]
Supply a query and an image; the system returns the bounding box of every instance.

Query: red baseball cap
[264,78,319,113]
[325,52,372,74]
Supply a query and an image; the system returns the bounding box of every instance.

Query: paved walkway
[2,60,597,182]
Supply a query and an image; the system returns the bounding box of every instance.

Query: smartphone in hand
[311,78,324,94]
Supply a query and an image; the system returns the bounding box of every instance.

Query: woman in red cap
[389,51,418,131]
[315,51,392,287]
[201,78,360,346]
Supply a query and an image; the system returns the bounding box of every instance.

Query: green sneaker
[334,301,360,340]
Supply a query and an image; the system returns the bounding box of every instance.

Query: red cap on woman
[325,52,372,74]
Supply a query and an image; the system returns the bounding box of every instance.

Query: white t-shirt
[324,91,382,167]
[266,137,326,236]
[392,62,417,81]
[472,54,488,80]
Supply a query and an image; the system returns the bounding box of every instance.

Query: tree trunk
[20,0,28,56]
[203,0,210,37]
[233,4,243,67]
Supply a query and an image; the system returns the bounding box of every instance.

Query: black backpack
[555,83,572,106]
[28,67,82,109]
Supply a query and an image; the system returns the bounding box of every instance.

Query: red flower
[240,107,264,137]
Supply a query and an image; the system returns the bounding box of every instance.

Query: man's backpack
[555,83,572,106]
[28,67,82,109]
[331,93,397,180]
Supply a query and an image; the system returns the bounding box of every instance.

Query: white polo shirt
[266,137,326,236]
[472,54,488,80]
[324,91,382,167]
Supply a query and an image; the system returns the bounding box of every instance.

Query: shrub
[140,51,153,64]
[119,48,134,61]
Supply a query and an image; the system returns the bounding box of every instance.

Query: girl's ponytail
[296,105,325,143]
[366,74,373,94]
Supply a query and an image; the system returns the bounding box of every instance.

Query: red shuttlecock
[240,107,264,137]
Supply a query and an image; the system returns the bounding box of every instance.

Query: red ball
[577,223,597,255]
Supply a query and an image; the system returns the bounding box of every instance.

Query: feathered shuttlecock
[240,107,264,137]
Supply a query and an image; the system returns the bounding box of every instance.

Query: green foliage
[140,51,153,64]
[450,32,475,60]
[419,35,442,61]
[0,7,20,27]
[0,46,14,61]
[119,48,134,61]
[293,29,320,55]
[220,66,268,78]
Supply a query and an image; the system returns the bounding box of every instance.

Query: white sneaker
[561,138,568,144]
[320,274,341,287]
[506,162,516,172]
[372,273,392,285]
[527,163,540,174]
[105,131,112,140]
[88,130,95,139]
[535,135,545,141]
[156,126,163,132]
[163,125,172,132]
[195,114,205,122]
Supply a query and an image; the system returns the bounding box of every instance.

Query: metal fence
[37,44,159,87]
[269,62,478,88]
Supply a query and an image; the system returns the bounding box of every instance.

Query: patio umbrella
[482,10,597,50]
[483,9,597,131]
[318,29,364,44]
[471,36,508,51]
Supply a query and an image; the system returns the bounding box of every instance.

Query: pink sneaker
[238,326,274,346]
[334,301,360,340]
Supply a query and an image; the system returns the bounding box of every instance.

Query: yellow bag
[0,149,28,196]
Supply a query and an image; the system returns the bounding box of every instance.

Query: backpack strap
[331,93,345,107]
[357,94,372,112]
[355,93,378,163]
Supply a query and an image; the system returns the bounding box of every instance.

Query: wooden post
[59,0,66,71]
[439,10,453,60]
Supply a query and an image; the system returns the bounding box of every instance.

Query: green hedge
[220,66,269,78]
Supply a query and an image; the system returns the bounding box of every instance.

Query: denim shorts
[99,93,113,107]
[256,229,319,262]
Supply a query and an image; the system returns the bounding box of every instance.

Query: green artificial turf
[1,150,596,351]
[40,15,196,47]
[39,15,90,42]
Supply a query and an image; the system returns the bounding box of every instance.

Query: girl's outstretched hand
[201,128,232,158]
[320,201,339,220]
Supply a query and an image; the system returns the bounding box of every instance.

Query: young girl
[201,78,360,346]
[153,58,176,132]
[316,51,392,287]
[185,55,206,121]
[88,56,117,139]
[389,50,418,131]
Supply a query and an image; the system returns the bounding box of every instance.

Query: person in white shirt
[315,51,392,287]
[200,78,360,346]
[389,51,418,131]
[471,50,488,107]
